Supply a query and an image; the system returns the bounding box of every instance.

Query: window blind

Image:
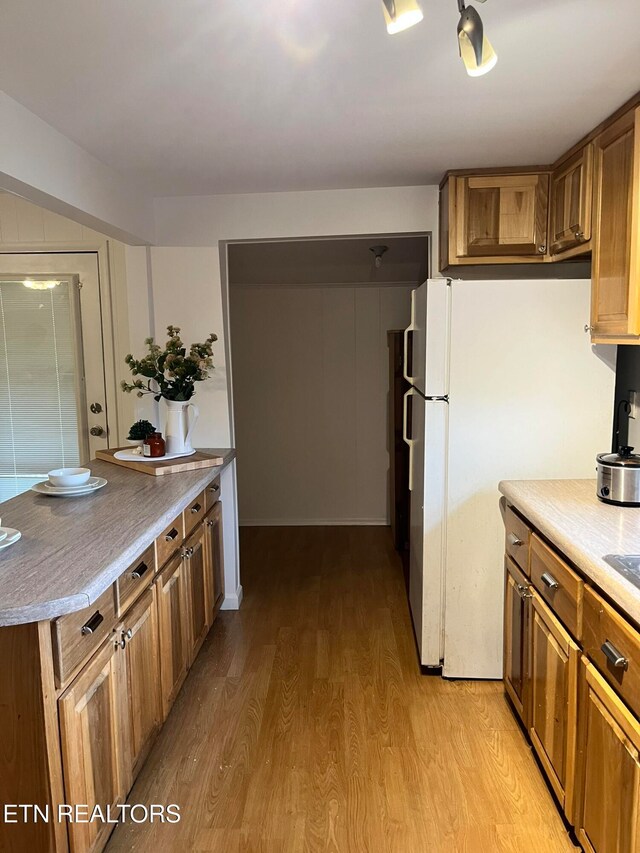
[0,280,82,502]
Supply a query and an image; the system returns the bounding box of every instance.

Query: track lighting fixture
[370,245,389,269]
[381,0,424,35]
[456,0,497,77]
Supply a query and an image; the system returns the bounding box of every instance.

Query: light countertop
[0,448,235,627]
[499,479,640,626]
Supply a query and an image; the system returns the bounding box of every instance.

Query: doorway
[0,253,108,499]
[227,234,428,527]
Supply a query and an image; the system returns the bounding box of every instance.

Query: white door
[0,254,108,499]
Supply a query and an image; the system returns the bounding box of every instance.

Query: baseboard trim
[239,518,388,527]
[221,585,243,610]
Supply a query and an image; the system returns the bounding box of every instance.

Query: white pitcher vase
[163,399,199,455]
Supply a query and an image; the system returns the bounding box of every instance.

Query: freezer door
[406,390,448,668]
[404,280,450,398]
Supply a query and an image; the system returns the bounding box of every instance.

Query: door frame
[0,244,123,452]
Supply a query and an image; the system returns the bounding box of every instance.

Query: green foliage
[121,325,217,402]
[127,419,156,441]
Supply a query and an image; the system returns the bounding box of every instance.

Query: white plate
[0,528,21,550]
[43,476,102,493]
[31,478,107,498]
[114,448,197,462]
[0,528,7,544]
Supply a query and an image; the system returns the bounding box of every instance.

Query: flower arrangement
[127,419,156,441]
[121,326,217,402]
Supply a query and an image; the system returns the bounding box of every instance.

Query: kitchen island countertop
[0,448,235,626]
[499,478,640,626]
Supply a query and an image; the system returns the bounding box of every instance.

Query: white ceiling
[0,0,638,197]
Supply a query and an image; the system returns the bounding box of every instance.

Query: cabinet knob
[584,324,594,334]
[574,231,585,241]
[181,546,194,559]
[537,244,546,254]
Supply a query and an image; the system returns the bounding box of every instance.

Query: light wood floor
[106,527,576,852]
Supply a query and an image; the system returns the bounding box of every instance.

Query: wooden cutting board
[96,448,226,476]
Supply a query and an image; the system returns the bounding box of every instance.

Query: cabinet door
[550,144,594,257]
[530,592,579,822]
[184,523,210,665]
[204,501,225,622]
[575,657,640,853]
[59,636,129,853]
[504,557,531,727]
[591,107,640,340]
[121,585,162,780]
[156,553,189,718]
[455,173,549,259]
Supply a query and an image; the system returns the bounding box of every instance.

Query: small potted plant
[127,419,156,447]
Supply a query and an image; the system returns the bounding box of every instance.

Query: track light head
[457,1,497,77]
[382,0,424,35]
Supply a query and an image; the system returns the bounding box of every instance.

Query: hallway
[106,527,575,852]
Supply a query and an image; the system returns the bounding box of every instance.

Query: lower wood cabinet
[184,522,210,665]
[575,657,640,853]
[529,592,579,821]
[58,636,129,853]
[121,586,162,779]
[156,552,190,718]
[504,556,531,727]
[204,500,225,621]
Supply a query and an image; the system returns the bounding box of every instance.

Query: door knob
[90,426,105,437]
[90,402,103,414]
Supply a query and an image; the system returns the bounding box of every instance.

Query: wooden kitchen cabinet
[121,586,162,780]
[184,522,210,664]
[504,557,531,727]
[156,552,190,718]
[529,592,579,821]
[549,143,594,258]
[58,636,130,853]
[204,500,225,621]
[590,107,640,341]
[574,657,640,853]
[440,171,549,268]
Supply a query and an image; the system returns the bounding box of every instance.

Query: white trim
[240,518,388,527]
[221,585,243,610]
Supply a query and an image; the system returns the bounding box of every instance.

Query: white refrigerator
[403,278,616,678]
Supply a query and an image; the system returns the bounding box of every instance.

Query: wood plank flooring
[106,527,576,852]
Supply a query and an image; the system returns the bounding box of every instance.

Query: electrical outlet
[629,390,639,420]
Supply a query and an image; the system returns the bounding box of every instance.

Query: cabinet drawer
[530,535,583,639]
[505,505,531,574]
[205,477,221,511]
[185,490,206,536]
[582,585,640,718]
[116,545,157,617]
[52,585,116,688]
[155,512,185,570]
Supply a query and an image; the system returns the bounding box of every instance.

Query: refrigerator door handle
[403,388,416,491]
[403,324,416,384]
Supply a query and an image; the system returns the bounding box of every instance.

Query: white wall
[231,284,413,525]
[0,93,154,244]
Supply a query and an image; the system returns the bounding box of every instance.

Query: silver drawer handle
[81,611,104,635]
[165,528,179,542]
[190,502,202,514]
[210,483,220,493]
[507,532,524,547]
[601,640,629,671]
[541,572,559,590]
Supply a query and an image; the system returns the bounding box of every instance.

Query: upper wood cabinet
[58,636,130,853]
[440,171,549,268]
[574,657,640,853]
[549,144,594,258]
[590,107,640,341]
